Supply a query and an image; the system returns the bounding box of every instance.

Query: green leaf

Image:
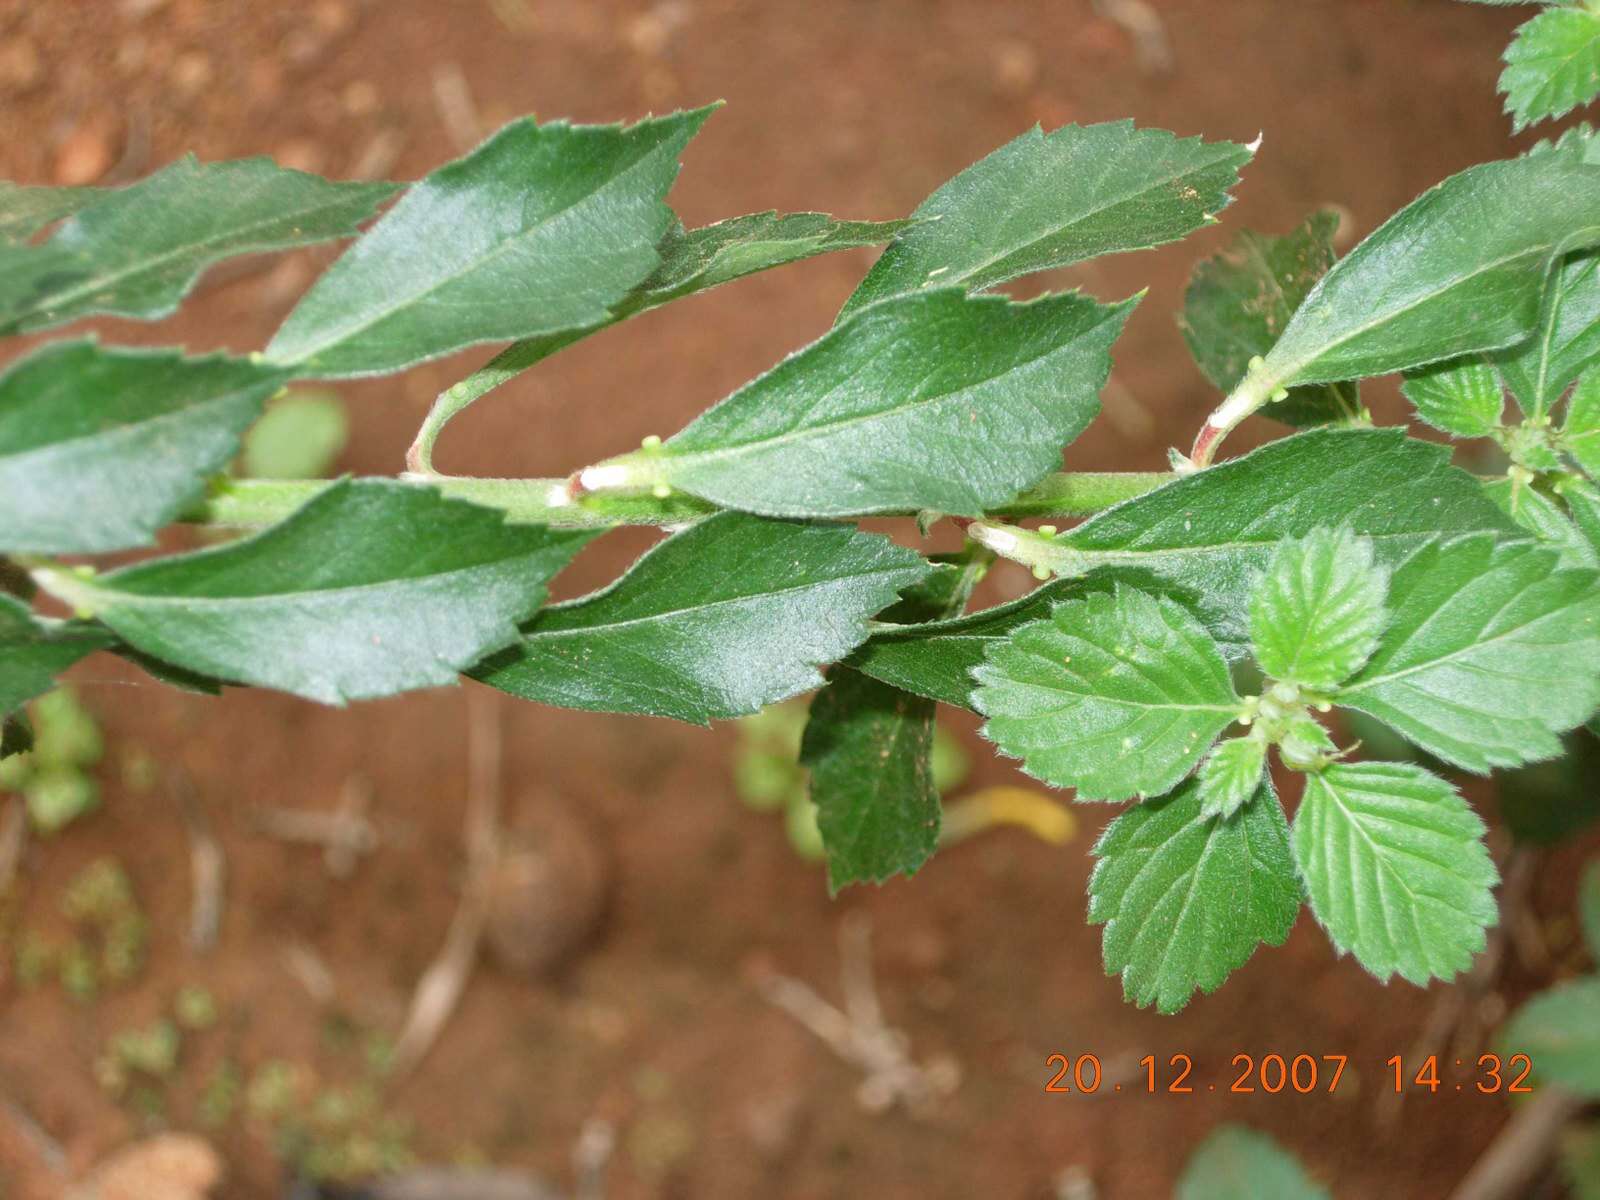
[1196,736,1267,819]
[1293,761,1497,986]
[601,289,1133,518]
[800,669,940,892]
[0,181,99,243]
[974,586,1241,801]
[1177,1126,1330,1200]
[1180,210,1362,428]
[239,390,348,480]
[1250,527,1389,689]
[0,595,111,716]
[1401,356,1505,437]
[0,157,396,336]
[841,120,1251,317]
[1495,250,1600,420]
[1580,859,1600,959]
[410,210,909,460]
[471,513,929,724]
[37,480,591,705]
[1338,534,1600,771]
[1484,477,1597,568]
[1502,977,1600,1097]
[266,110,708,378]
[799,549,983,891]
[1249,154,1600,393]
[1565,367,1600,477]
[1501,5,1600,133]
[0,341,287,554]
[852,429,1514,705]
[1089,775,1301,1012]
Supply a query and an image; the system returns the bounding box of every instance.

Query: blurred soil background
[2,1,1597,1197]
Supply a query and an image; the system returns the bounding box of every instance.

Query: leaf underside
[801,668,941,892]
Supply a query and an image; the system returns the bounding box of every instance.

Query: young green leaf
[266,110,709,378]
[0,181,100,243]
[974,586,1242,801]
[1089,775,1301,1012]
[1250,527,1388,689]
[1243,154,1600,395]
[1400,357,1505,438]
[841,120,1251,317]
[1177,1126,1330,1200]
[1494,249,1600,420]
[1293,761,1497,986]
[1501,977,1600,1097]
[851,429,1515,705]
[0,595,112,716]
[471,513,929,724]
[35,480,592,705]
[1180,210,1362,428]
[1501,5,1600,133]
[1483,477,1597,568]
[0,341,288,554]
[1565,367,1600,477]
[595,289,1133,519]
[1196,735,1267,819]
[0,157,396,335]
[800,669,940,892]
[1337,534,1600,771]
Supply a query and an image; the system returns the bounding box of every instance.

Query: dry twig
[432,63,483,155]
[1449,1086,1584,1200]
[251,776,379,879]
[755,913,959,1115]
[0,1086,66,1179]
[173,769,225,953]
[387,687,503,1083]
[0,796,27,895]
[1091,0,1174,74]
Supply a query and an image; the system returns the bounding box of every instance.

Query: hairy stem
[186,470,1178,531]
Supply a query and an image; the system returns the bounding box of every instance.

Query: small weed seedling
[6,0,1600,1018]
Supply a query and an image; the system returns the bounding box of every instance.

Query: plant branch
[187,470,1177,532]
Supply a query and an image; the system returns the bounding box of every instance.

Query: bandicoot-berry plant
[7,0,1600,1015]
